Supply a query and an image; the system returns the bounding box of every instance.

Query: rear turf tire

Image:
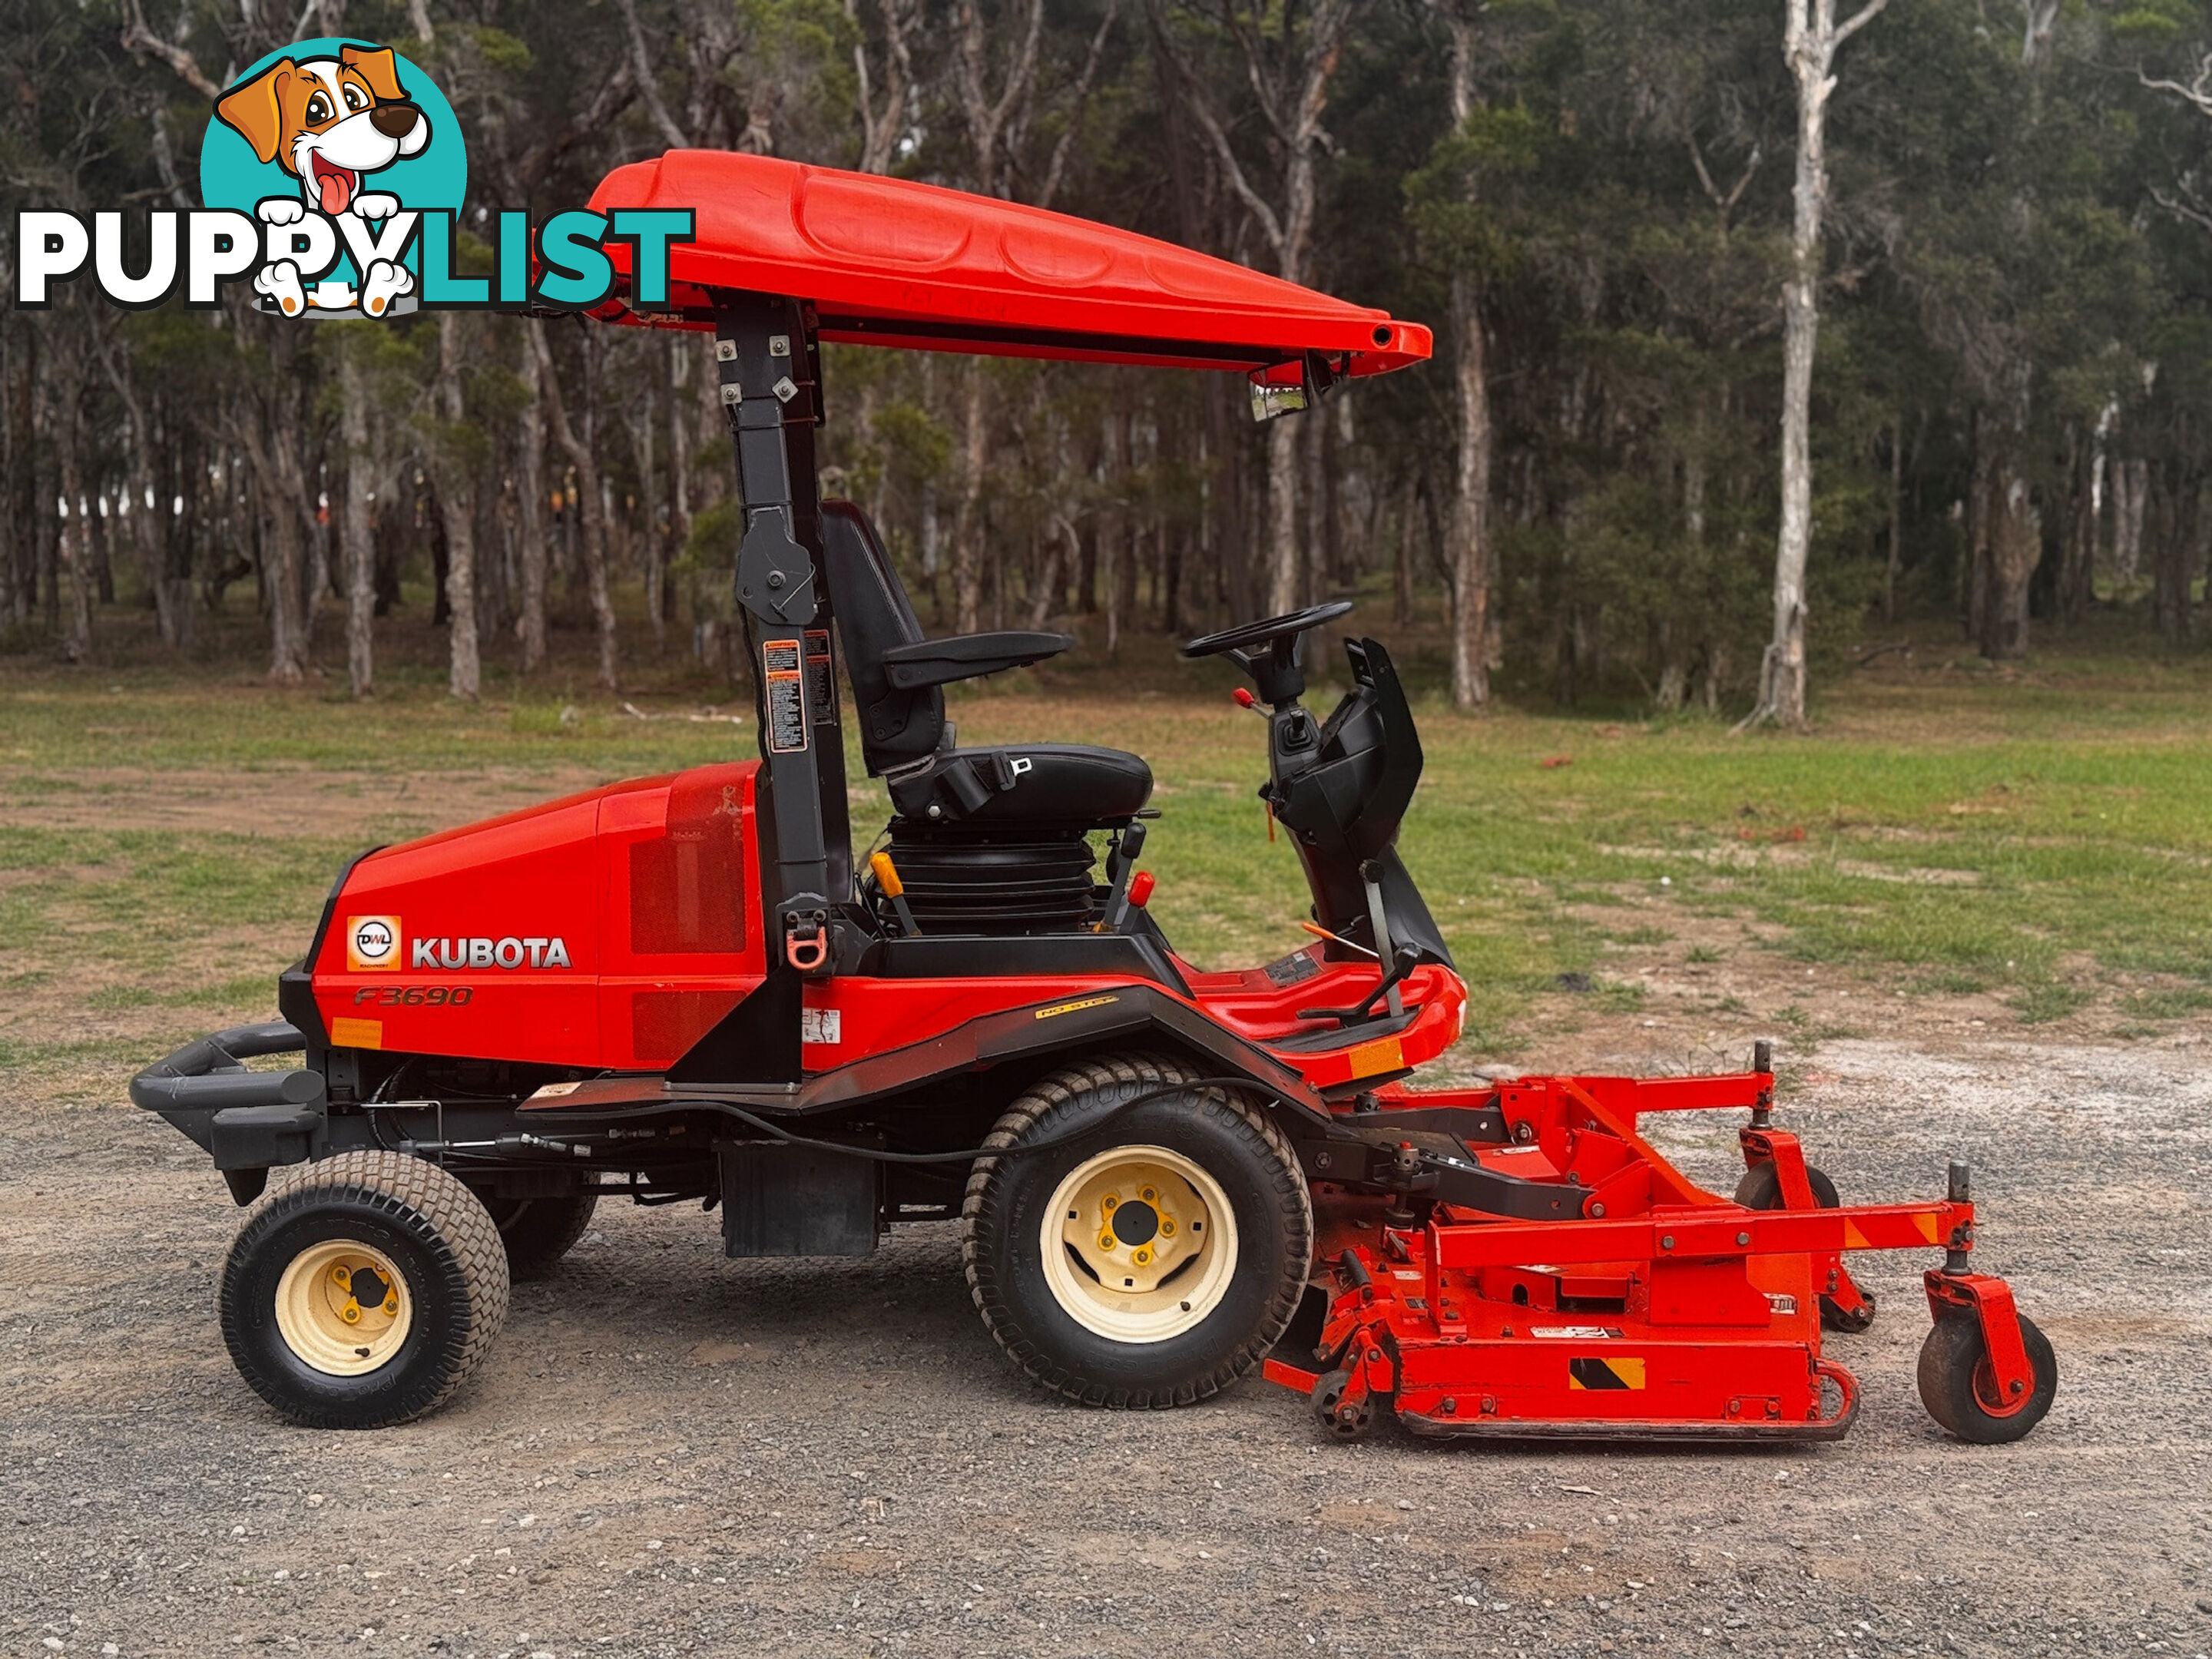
[219,1151,509,1429]
[482,1190,598,1273]
[962,1055,1312,1409]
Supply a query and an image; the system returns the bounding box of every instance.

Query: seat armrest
[880,631,1072,690]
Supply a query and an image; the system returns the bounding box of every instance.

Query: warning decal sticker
[1567,1356,1647,1390]
[762,638,808,753]
[803,628,836,723]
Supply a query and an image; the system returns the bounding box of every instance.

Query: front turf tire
[962,1055,1313,1409]
[219,1150,510,1429]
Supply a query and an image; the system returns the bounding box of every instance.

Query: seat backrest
[820,500,945,775]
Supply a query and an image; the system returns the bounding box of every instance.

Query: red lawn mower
[134,152,2056,1445]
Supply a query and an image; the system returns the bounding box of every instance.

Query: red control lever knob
[1128,871,1156,909]
[1231,687,1257,710]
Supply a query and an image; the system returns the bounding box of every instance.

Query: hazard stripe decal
[1568,1356,1647,1390]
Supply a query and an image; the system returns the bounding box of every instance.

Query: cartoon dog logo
[214,45,429,318]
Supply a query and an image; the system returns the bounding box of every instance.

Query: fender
[528,982,1334,1131]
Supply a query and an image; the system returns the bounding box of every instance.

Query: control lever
[1296,943,1419,1027]
[869,851,920,936]
[1360,858,1405,1017]
[1104,822,1147,888]
[1105,870,1155,933]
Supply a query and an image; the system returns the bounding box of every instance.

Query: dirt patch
[1496,892,2212,1071]
[0,765,611,840]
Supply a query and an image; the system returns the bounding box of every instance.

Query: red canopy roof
[587,151,1430,379]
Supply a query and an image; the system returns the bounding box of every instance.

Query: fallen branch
[1849,641,1912,668]
[620,701,746,725]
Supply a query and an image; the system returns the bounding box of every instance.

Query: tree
[1742,0,1887,730]
[1157,0,1366,616]
[529,320,621,690]
[338,337,377,698]
[1427,0,1495,710]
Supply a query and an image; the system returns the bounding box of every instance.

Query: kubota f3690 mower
[134,151,2056,1445]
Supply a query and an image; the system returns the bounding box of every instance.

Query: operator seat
[821,501,1152,829]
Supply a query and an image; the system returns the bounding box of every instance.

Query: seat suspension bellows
[876,825,1100,933]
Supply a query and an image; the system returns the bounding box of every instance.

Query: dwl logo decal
[14,38,692,320]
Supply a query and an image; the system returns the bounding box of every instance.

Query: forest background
[8,0,2212,720]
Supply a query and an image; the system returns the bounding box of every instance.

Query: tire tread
[961,1053,1312,1410]
[220,1150,509,1428]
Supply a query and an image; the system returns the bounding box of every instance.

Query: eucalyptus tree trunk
[438,314,482,700]
[628,384,665,651]
[97,339,180,647]
[515,333,549,673]
[339,348,376,698]
[1155,0,1361,618]
[1979,455,2039,660]
[1263,115,1327,617]
[238,354,313,687]
[529,321,619,690]
[1883,416,1904,622]
[1743,0,1888,730]
[1436,1,1493,709]
[53,359,91,663]
[952,361,988,634]
[2113,457,2147,585]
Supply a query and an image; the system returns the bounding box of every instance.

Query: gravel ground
[4,1036,2209,1659]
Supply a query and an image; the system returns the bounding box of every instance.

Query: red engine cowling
[311,763,765,1069]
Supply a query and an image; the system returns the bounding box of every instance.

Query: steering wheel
[1181,600,1355,706]
[1181,601,1355,661]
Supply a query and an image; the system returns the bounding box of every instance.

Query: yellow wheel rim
[273,1240,413,1376]
[1041,1144,1239,1343]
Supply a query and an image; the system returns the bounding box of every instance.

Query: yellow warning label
[1568,1356,1647,1390]
[1035,995,1119,1021]
[331,1017,384,1050]
[1842,1219,1870,1250]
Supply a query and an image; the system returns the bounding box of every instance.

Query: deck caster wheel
[1736,1161,1875,1332]
[1734,1160,1840,1210]
[1312,1369,1373,1442]
[220,1151,509,1429]
[481,1190,598,1273]
[1916,1308,2057,1445]
[963,1055,1312,1409]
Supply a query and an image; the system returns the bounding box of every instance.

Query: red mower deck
[1263,1059,2046,1444]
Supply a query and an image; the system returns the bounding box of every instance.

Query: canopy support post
[713,292,850,982]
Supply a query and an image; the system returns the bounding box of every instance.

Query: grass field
[5,604,2211,1093]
